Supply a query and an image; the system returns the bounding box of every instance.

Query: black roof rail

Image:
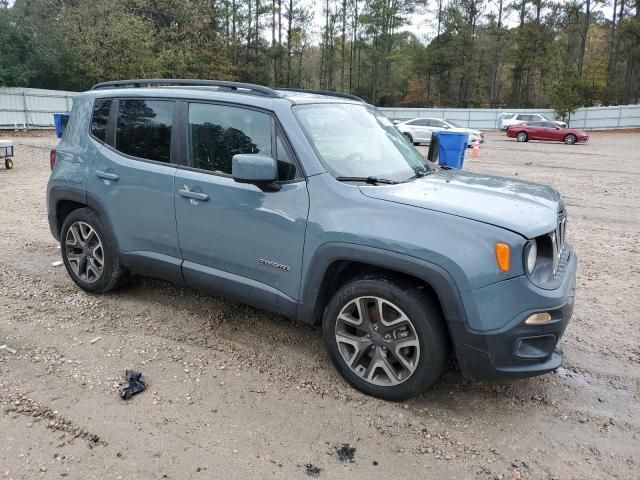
[91,79,283,97]
[277,88,366,102]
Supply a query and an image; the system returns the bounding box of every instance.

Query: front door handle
[178,189,210,202]
[95,170,119,181]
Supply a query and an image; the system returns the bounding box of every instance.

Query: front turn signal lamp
[495,243,511,272]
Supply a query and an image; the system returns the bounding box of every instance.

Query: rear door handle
[95,170,119,181]
[178,189,210,202]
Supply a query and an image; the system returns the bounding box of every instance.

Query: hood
[359,170,563,238]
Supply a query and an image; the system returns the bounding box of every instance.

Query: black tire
[322,277,448,401]
[5,158,13,169]
[516,132,528,142]
[564,134,577,145]
[403,132,415,144]
[60,207,128,293]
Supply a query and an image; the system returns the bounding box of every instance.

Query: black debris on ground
[119,370,147,400]
[335,444,356,463]
[305,464,321,477]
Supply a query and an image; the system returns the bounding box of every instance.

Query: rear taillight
[50,149,56,170]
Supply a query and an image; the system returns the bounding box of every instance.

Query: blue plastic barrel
[437,131,469,169]
[53,113,70,138]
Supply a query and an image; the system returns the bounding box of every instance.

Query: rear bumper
[449,247,577,380]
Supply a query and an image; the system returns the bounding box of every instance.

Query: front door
[174,102,309,304]
[541,121,563,141]
[411,119,433,142]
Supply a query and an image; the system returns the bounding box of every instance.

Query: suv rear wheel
[322,277,447,401]
[60,208,128,293]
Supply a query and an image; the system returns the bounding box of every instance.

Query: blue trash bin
[437,131,468,169]
[53,113,70,138]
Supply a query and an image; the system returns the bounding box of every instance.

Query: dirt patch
[0,132,638,479]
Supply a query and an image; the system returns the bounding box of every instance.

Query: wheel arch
[297,243,469,333]
[48,186,119,251]
[48,185,86,240]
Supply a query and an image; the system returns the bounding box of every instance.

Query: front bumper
[449,246,577,380]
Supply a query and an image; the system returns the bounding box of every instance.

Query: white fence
[0,87,76,129]
[1,86,639,130]
[379,105,640,130]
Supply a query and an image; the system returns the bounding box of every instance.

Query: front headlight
[524,240,537,275]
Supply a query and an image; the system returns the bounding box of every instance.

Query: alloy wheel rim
[566,135,575,144]
[517,133,526,142]
[335,296,420,387]
[65,221,104,283]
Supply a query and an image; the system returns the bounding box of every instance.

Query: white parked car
[395,118,484,146]
[498,113,567,131]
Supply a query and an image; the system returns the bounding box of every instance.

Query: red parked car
[506,121,589,145]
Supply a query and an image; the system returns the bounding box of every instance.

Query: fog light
[525,312,552,325]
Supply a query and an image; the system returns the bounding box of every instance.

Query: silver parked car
[498,113,567,131]
[395,118,484,146]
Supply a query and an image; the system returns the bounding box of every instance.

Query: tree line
[1,0,639,112]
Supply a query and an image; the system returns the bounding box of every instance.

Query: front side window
[91,99,111,142]
[189,103,272,175]
[115,99,173,163]
[295,103,429,182]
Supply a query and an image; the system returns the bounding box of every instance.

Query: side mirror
[232,154,280,191]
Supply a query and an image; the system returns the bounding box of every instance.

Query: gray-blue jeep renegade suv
[47,79,577,400]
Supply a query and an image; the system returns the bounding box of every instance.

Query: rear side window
[115,99,173,163]
[90,99,111,142]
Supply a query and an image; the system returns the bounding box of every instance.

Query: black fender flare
[47,186,120,253]
[296,242,469,329]
[47,185,86,240]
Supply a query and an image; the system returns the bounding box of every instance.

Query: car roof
[84,80,366,108]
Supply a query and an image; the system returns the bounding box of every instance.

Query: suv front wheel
[322,277,447,401]
[60,208,128,293]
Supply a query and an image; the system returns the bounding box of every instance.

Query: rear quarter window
[90,99,111,142]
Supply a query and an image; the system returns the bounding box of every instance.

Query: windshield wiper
[406,166,433,181]
[335,176,398,185]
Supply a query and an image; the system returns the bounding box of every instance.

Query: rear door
[87,98,181,278]
[174,101,309,306]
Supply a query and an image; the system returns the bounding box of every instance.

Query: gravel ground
[0,131,638,480]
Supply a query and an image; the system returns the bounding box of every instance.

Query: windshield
[294,103,431,182]
[445,119,463,128]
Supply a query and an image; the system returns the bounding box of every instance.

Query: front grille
[551,212,567,275]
